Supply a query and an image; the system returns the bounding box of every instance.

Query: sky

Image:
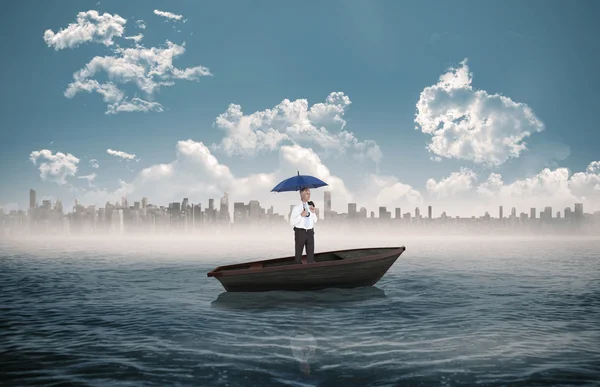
[1,0,599,218]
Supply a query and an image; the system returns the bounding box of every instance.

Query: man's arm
[310,206,318,224]
[289,205,301,227]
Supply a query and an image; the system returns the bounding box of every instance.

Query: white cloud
[586,161,600,174]
[75,141,357,215]
[0,203,20,213]
[415,58,545,166]
[154,10,183,21]
[212,92,381,164]
[426,162,600,215]
[71,138,429,219]
[78,173,97,181]
[107,149,136,160]
[29,149,79,185]
[35,142,600,218]
[77,173,97,187]
[44,10,126,50]
[63,40,211,114]
[124,33,143,43]
[136,20,146,29]
[106,98,163,114]
[356,174,423,212]
[75,180,133,208]
[89,159,99,168]
[64,79,124,105]
[426,167,477,199]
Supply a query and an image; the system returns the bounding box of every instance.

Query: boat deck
[212,248,397,274]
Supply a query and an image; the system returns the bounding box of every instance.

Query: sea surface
[1,235,599,386]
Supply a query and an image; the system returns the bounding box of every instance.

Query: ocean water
[1,235,599,387]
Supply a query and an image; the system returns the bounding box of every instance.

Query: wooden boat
[207,246,406,292]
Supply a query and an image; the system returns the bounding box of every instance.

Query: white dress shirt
[289,201,318,229]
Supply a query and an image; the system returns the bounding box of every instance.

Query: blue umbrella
[271,171,329,192]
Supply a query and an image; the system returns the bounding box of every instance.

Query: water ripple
[1,238,600,386]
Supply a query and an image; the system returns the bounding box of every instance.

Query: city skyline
[2,187,598,238]
[11,187,595,220]
[2,1,600,220]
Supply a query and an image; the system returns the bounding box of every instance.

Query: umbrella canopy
[271,171,329,192]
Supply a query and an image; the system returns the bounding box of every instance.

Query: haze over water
[1,234,599,386]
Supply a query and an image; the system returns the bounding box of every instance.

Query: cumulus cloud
[415,58,545,166]
[31,143,600,218]
[63,40,211,114]
[89,159,99,169]
[70,138,429,219]
[212,92,382,164]
[426,167,477,199]
[74,141,358,215]
[356,174,423,212]
[29,150,79,185]
[107,149,137,160]
[154,10,183,21]
[45,11,210,114]
[586,161,600,174]
[44,10,126,50]
[426,162,600,216]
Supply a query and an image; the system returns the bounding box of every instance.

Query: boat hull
[208,246,405,292]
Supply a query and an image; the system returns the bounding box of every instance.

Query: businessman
[289,187,318,264]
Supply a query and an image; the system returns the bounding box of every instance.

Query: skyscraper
[324,191,331,215]
[348,203,357,218]
[574,203,583,221]
[544,207,552,221]
[233,202,247,224]
[220,192,230,222]
[249,200,260,221]
[29,189,36,208]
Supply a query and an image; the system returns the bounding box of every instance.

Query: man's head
[299,187,311,202]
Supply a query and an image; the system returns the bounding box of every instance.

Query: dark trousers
[294,227,315,264]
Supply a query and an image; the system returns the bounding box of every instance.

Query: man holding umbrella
[271,172,327,265]
[289,187,318,264]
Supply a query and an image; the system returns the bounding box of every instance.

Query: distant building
[348,203,357,219]
[324,191,332,218]
[30,189,36,209]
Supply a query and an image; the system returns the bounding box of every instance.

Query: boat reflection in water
[210,286,386,311]
[211,286,387,376]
